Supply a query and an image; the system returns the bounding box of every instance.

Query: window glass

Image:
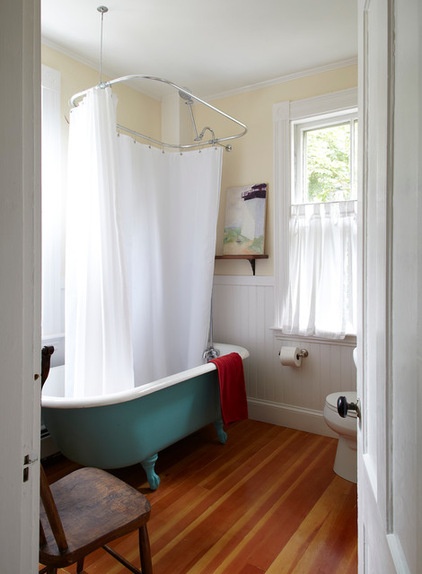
[293,113,358,204]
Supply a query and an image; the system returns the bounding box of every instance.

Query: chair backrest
[40,466,69,553]
[39,345,69,554]
[41,345,54,386]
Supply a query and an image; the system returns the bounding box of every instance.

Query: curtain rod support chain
[97,6,108,84]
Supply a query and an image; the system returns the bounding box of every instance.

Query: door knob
[337,395,361,420]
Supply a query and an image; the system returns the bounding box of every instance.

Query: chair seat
[39,467,151,568]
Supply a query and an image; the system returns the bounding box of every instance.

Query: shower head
[178,89,194,105]
[178,89,225,149]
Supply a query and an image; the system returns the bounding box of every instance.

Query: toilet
[323,391,357,483]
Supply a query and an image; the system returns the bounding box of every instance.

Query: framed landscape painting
[223,183,267,255]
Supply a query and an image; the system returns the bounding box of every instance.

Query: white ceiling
[41,0,357,100]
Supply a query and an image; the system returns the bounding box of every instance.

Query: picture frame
[223,183,267,255]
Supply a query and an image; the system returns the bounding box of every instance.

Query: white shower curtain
[66,87,134,397]
[117,137,222,385]
[66,86,223,395]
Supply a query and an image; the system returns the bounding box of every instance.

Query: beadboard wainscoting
[212,275,357,438]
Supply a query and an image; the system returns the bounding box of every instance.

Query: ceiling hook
[97,6,109,84]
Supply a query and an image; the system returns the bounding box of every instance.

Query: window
[274,89,357,339]
[41,65,64,337]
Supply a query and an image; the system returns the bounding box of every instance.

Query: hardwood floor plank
[182,439,333,573]
[265,476,357,573]
[41,420,357,573]
[204,440,339,573]
[147,426,303,556]
[152,432,326,571]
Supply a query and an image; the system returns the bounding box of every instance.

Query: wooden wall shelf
[215,254,268,275]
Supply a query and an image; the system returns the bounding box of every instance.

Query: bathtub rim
[41,343,249,409]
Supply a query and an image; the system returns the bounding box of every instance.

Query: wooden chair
[39,346,153,574]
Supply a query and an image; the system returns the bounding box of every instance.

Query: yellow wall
[195,64,358,276]
[41,44,161,149]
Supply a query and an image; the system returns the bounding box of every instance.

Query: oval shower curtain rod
[70,74,248,151]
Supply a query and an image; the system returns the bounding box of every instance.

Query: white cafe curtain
[281,200,357,339]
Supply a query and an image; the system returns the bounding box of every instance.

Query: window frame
[273,88,358,332]
[41,64,64,338]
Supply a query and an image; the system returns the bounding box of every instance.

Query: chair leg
[139,525,153,574]
[77,557,85,573]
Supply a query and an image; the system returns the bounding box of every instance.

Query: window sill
[270,328,357,346]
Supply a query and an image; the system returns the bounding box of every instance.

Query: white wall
[213,275,356,437]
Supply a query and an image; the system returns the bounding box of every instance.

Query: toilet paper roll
[279,346,302,367]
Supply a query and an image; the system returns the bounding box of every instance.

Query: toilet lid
[325,391,357,416]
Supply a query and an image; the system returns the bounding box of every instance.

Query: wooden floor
[40,419,357,573]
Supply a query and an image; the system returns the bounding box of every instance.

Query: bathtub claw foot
[214,419,227,444]
[141,454,160,490]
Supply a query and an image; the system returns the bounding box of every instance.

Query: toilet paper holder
[278,348,309,359]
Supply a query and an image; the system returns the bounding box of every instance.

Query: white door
[358,0,421,571]
[0,1,41,572]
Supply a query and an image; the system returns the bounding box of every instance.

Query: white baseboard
[247,398,338,439]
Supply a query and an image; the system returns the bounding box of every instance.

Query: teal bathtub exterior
[41,343,248,489]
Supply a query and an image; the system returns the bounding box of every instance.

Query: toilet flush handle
[337,396,361,420]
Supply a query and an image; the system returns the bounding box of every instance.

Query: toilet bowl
[323,391,357,483]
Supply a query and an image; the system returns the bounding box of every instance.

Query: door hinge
[23,453,38,483]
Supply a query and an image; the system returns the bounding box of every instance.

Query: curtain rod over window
[70,75,248,152]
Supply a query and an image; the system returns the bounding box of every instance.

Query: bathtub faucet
[203,294,220,362]
[202,345,220,362]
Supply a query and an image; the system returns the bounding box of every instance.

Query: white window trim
[42,64,60,93]
[41,65,64,339]
[273,87,358,329]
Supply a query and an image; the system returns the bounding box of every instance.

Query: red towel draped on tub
[210,352,248,426]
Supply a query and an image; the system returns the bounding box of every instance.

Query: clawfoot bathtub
[41,343,248,489]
